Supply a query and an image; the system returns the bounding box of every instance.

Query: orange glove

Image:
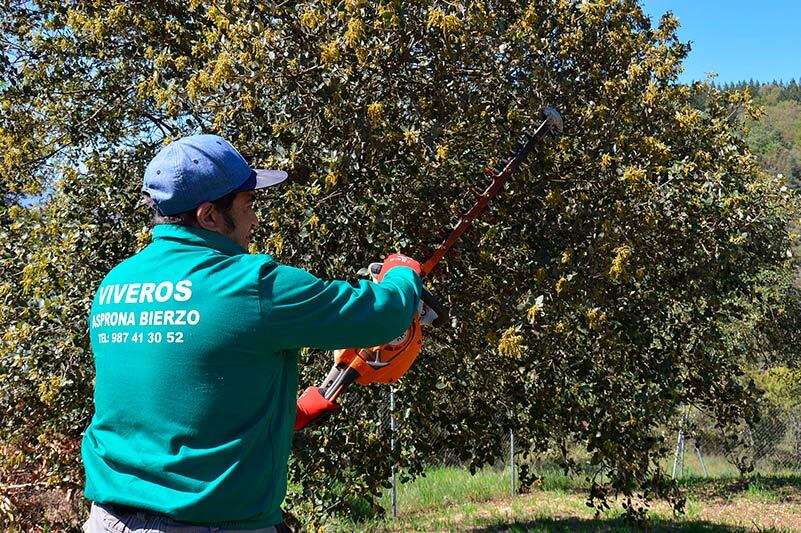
[294,387,340,431]
[375,253,421,282]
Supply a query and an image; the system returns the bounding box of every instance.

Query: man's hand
[375,253,421,282]
[294,387,340,431]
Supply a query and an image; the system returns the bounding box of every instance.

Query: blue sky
[640,0,801,84]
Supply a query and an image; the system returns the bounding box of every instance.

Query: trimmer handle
[421,287,449,328]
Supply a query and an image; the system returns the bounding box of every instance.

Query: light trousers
[83,503,280,533]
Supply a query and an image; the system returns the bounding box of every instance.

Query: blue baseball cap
[142,134,288,215]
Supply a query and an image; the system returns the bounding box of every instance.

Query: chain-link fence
[375,392,801,517]
[369,383,543,519]
[674,405,801,478]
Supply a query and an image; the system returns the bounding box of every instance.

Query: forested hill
[719,80,801,188]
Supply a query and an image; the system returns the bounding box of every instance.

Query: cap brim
[253,169,288,189]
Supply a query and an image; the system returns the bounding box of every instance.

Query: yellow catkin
[609,244,632,282]
[498,327,525,358]
[403,129,419,146]
[622,166,646,189]
[545,190,562,207]
[586,307,606,330]
[367,101,384,122]
[320,40,341,65]
[345,0,365,10]
[344,18,364,47]
[299,7,324,31]
[427,8,461,33]
[269,234,284,255]
[134,228,151,251]
[37,376,62,406]
[241,94,256,112]
[527,303,543,323]
[272,121,289,135]
[555,277,567,294]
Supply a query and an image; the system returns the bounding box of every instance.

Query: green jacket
[82,224,421,528]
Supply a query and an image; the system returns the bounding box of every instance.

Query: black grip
[421,287,449,328]
[323,365,360,401]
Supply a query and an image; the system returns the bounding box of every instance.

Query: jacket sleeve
[258,263,422,351]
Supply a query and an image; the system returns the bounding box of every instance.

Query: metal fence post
[390,386,397,519]
[510,429,516,496]
[694,444,709,477]
[672,406,688,479]
[672,409,684,479]
[679,425,686,478]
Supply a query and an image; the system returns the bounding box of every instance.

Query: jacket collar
[152,224,247,256]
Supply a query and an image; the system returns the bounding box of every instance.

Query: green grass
[373,464,588,515]
[679,470,801,507]
[380,467,511,512]
[662,450,801,480]
[369,452,800,516]
[661,453,742,479]
[323,466,608,531]
[323,463,801,532]
[745,478,783,503]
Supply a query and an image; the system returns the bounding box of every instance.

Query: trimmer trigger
[363,348,389,368]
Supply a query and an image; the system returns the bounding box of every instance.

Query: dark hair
[142,191,238,230]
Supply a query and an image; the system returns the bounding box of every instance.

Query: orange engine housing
[333,315,423,385]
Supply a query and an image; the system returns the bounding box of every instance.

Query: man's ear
[195,203,217,231]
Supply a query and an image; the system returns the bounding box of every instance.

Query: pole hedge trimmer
[320,108,563,402]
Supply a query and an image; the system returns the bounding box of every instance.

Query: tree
[1,0,799,528]
[779,79,800,103]
[744,91,801,187]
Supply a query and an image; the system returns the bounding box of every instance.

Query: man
[81,134,422,531]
